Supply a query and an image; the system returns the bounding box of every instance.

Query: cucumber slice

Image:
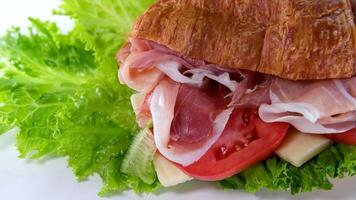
[121,128,157,184]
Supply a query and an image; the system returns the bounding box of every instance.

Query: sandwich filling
[118,37,356,180]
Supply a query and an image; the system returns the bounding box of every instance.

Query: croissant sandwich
[118,0,355,186]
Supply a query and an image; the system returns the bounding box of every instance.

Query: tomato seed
[215,145,237,160]
[245,133,253,140]
[242,112,250,124]
[235,144,242,151]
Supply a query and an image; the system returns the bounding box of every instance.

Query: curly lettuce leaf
[57,0,158,194]
[1,0,355,196]
[58,0,155,63]
[58,0,155,97]
[220,143,356,194]
[0,18,159,195]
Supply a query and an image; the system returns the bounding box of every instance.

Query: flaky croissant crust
[132,0,356,80]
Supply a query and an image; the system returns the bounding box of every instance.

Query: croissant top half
[132,0,356,80]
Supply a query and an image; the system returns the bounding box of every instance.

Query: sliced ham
[259,77,356,133]
[117,42,163,92]
[118,38,239,93]
[117,38,192,93]
[230,73,271,108]
[171,82,229,143]
[183,68,238,91]
[151,78,233,166]
[119,37,355,167]
[118,38,246,165]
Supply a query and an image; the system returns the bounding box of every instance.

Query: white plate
[0,1,355,200]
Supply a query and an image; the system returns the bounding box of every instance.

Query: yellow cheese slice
[276,128,333,167]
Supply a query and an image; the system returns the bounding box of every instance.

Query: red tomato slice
[176,108,289,181]
[324,128,356,145]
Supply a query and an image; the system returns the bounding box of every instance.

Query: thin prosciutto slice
[151,78,233,166]
[118,38,238,93]
[259,77,356,133]
[118,39,164,92]
[171,82,229,143]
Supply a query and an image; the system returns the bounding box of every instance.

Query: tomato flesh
[176,108,289,181]
[324,128,356,145]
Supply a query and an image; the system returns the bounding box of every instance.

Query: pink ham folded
[118,39,163,92]
[118,38,239,93]
[118,38,355,165]
[151,78,234,166]
[118,38,241,165]
[259,77,356,133]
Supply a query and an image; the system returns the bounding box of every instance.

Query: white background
[0,1,355,200]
